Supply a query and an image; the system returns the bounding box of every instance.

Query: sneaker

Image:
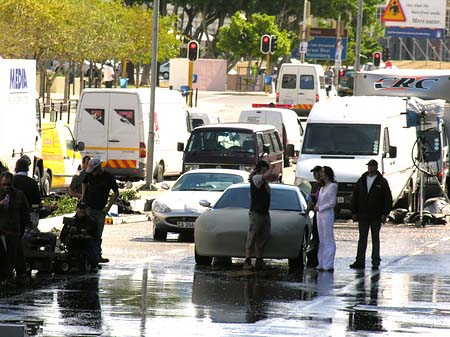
[255,259,265,270]
[99,257,110,263]
[349,262,365,269]
[243,261,253,270]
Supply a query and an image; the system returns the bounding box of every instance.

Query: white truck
[0,58,47,193]
[295,96,418,216]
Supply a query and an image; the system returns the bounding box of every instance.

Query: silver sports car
[194,183,312,269]
[151,169,249,241]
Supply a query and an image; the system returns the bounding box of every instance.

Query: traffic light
[260,34,271,54]
[382,47,390,62]
[187,40,199,61]
[373,51,381,67]
[270,35,278,54]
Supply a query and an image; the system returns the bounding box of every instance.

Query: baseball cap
[86,158,101,173]
[76,200,88,209]
[310,165,322,173]
[366,159,378,167]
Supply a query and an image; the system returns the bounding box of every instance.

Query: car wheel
[195,247,212,266]
[163,72,169,80]
[57,260,71,274]
[178,232,194,242]
[288,232,308,270]
[153,227,167,241]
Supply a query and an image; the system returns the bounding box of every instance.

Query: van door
[107,93,141,174]
[297,67,318,107]
[61,124,81,187]
[77,92,109,162]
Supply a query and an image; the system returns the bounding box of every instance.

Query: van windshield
[302,123,381,155]
[187,130,255,154]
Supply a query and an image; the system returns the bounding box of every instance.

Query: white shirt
[366,175,376,192]
[103,65,115,81]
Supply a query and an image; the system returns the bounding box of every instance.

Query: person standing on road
[306,165,322,268]
[81,158,119,264]
[102,63,115,88]
[350,159,392,270]
[243,160,277,270]
[0,172,30,283]
[314,166,337,272]
[69,155,91,199]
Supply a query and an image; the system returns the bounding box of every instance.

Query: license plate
[177,221,194,228]
[337,196,344,204]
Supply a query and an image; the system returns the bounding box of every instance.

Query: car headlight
[239,165,254,172]
[152,200,172,213]
[184,164,199,171]
[294,176,312,195]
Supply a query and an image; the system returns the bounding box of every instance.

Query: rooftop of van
[308,96,407,124]
[191,122,277,132]
[81,87,185,104]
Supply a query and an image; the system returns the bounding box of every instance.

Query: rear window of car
[214,186,303,211]
[281,74,296,89]
[300,75,314,89]
[172,173,245,192]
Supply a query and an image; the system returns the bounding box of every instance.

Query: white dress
[316,182,337,270]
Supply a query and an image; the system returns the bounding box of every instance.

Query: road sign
[382,0,446,29]
[305,36,347,60]
[385,26,445,39]
[381,0,406,22]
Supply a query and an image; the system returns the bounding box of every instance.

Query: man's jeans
[86,207,106,259]
[356,219,382,267]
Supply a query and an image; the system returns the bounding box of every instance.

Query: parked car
[151,169,249,241]
[194,183,312,269]
[160,61,170,79]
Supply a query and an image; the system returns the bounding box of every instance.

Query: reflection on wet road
[1,222,450,336]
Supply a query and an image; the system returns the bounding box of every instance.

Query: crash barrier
[38,99,78,124]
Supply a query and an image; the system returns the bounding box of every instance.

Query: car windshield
[171,172,245,192]
[186,130,255,155]
[214,186,305,211]
[302,123,381,155]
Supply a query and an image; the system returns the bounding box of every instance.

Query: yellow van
[41,121,82,191]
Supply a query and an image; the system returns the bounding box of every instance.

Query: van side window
[383,127,390,154]
[300,75,314,90]
[319,76,326,90]
[257,134,265,154]
[269,132,281,152]
[263,133,274,153]
[281,74,296,89]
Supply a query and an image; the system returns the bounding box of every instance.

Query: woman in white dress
[314,166,337,271]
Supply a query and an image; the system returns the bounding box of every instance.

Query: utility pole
[300,0,310,63]
[354,0,363,72]
[145,0,159,189]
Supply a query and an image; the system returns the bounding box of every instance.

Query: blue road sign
[304,36,348,60]
[385,27,445,39]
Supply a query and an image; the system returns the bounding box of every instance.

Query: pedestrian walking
[243,160,277,270]
[69,155,91,199]
[314,166,337,272]
[350,159,393,270]
[102,62,115,88]
[306,165,322,268]
[81,158,119,264]
[0,172,30,283]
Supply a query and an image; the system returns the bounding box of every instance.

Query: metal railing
[37,99,78,125]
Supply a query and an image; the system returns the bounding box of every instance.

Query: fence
[37,99,78,125]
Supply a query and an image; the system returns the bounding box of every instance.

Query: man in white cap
[81,158,119,264]
[350,159,392,270]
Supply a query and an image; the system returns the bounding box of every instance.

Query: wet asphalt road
[1,219,450,336]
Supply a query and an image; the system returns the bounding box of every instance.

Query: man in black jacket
[350,160,392,270]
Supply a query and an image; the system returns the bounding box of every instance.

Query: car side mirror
[389,145,397,158]
[76,141,85,151]
[177,142,184,152]
[160,182,170,190]
[199,200,211,208]
[285,143,294,157]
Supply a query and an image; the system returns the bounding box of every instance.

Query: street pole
[188,61,193,107]
[145,0,159,188]
[300,0,308,63]
[354,0,363,72]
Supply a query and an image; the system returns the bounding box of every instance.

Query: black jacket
[351,171,393,221]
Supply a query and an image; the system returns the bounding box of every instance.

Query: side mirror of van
[389,145,397,158]
[177,142,184,152]
[285,144,295,157]
[76,141,85,151]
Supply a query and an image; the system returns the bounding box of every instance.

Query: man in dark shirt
[243,160,277,270]
[69,155,91,199]
[81,158,119,263]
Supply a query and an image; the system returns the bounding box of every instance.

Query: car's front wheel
[288,232,308,270]
[195,247,212,266]
[153,227,167,241]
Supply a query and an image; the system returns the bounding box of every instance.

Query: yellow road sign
[382,0,406,22]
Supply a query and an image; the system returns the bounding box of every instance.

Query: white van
[74,88,190,182]
[294,96,418,215]
[238,107,303,166]
[276,63,336,116]
[189,110,221,129]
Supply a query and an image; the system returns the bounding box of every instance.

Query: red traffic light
[187,40,199,61]
[260,34,271,54]
[262,36,270,43]
[373,51,381,66]
[374,52,381,59]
